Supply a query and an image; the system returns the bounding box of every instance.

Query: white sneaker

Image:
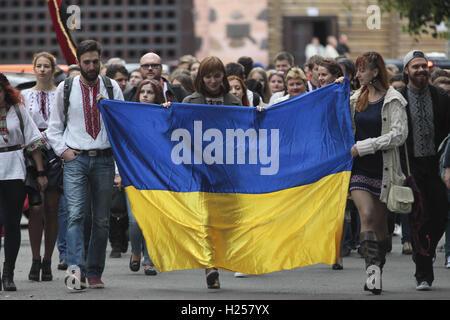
[416,281,431,291]
[393,224,402,236]
[366,265,382,294]
[234,272,248,278]
[445,256,450,269]
[64,265,86,291]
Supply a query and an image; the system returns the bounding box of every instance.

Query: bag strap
[63,76,74,129]
[101,75,114,100]
[13,105,24,137]
[403,143,411,176]
[386,98,411,179]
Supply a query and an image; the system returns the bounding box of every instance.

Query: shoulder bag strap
[13,105,24,137]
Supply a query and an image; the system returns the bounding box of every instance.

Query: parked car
[0,71,36,90]
[385,53,450,73]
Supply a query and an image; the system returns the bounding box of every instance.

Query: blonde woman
[22,52,62,283]
[271,68,308,105]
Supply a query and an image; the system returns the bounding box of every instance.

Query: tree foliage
[377,0,450,38]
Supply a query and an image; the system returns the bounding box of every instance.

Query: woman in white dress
[22,52,61,282]
[0,72,47,291]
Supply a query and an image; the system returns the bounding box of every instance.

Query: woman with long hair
[134,79,166,104]
[22,52,62,282]
[316,59,348,271]
[349,52,408,294]
[125,79,166,276]
[317,58,344,88]
[248,67,271,104]
[227,75,250,106]
[267,70,285,96]
[0,72,47,291]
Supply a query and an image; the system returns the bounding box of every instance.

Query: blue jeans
[63,154,114,278]
[399,213,411,244]
[127,193,152,266]
[57,193,67,261]
[57,193,92,262]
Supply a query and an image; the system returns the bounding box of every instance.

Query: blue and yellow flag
[98,80,354,274]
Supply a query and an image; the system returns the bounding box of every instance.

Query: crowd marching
[0,35,449,295]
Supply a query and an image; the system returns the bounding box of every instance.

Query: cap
[403,50,427,69]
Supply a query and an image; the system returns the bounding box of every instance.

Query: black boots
[29,258,41,281]
[41,259,53,281]
[29,258,52,281]
[360,231,386,295]
[2,262,17,291]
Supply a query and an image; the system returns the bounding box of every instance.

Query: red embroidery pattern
[40,91,48,121]
[0,114,8,135]
[80,79,101,140]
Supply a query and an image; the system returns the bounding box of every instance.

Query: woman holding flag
[181,56,242,289]
[348,52,408,295]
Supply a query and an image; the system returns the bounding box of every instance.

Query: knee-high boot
[360,231,382,295]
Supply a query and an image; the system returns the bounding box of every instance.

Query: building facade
[0,0,446,67]
[267,0,447,65]
[0,0,195,65]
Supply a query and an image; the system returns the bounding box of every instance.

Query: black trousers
[0,179,26,267]
[109,214,128,251]
[409,157,449,284]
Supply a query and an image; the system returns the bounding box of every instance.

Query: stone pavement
[0,218,449,303]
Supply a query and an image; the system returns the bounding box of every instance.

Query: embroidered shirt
[22,88,57,130]
[205,96,224,105]
[0,105,45,181]
[79,79,101,140]
[407,85,435,157]
[46,75,124,156]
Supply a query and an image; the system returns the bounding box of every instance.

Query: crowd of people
[0,36,449,296]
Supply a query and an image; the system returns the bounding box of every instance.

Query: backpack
[63,75,114,128]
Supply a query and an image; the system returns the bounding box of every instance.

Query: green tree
[377,0,450,38]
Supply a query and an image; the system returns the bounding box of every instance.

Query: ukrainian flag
[98,80,354,274]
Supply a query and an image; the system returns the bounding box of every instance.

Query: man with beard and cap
[47,40,124,291]
[398,50,450,291]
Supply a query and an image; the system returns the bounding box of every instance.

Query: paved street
[1,218,449,304]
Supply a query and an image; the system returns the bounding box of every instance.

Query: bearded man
[398,50,450,291]
[47,40,124,291]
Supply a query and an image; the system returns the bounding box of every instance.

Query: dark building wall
[0,0,195,64]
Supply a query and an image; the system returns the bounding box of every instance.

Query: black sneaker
[342,246,351,257]
[58,259,68,271]
[144,265,157,276]
[110,249,121,258]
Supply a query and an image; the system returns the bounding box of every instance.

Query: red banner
[47,0,78,65]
